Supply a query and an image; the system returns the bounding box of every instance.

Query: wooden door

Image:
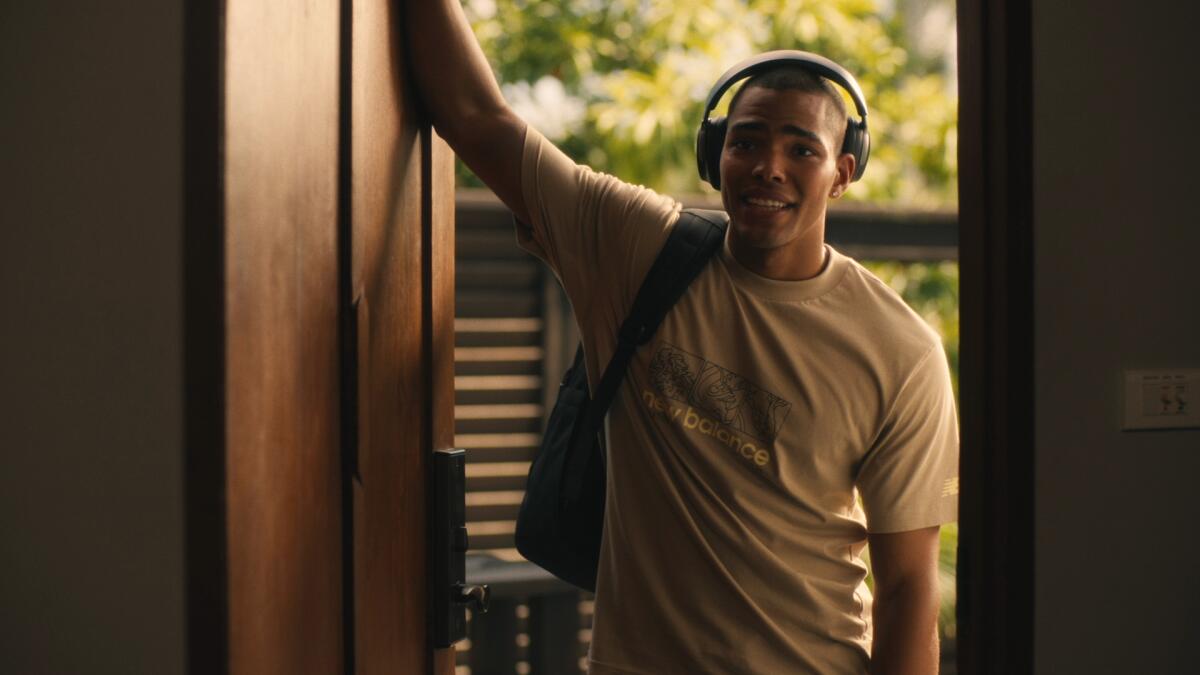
[222,1,344,673]
[186,1,456,672]
[348,0,456,673]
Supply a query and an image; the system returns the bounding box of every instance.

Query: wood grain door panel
[224,1,343,673]
[349,0,456,672]
[201,2,453,672]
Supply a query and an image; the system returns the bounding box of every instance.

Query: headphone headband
[702,49,868,123]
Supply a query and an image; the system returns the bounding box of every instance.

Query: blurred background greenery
[460,0,957,205]
[460,0,960,645]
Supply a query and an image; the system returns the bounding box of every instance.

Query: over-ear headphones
[695,50,871,189]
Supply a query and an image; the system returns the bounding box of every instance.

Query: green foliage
[938,522,959,641]
[462,0,958,206]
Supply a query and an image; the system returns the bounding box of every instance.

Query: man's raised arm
[402,0,530,224]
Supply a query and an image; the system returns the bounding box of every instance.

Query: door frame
[183,0,228,670]
[956,0,1036,672]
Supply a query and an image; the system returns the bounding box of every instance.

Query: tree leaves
[461,0,957,207]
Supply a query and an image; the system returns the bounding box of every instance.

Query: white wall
[1033,1,1200,672]
[0,2,186,673]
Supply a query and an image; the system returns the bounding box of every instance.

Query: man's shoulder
[832,254,945,362]
[523,125,680,219]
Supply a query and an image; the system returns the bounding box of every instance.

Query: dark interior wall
[1032,1,1200,671]
[0,2,186,674]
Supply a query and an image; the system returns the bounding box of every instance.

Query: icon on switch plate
[1124,370,1199,430]
[1142,383,1189,416]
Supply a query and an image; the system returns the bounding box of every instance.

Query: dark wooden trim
[956,0,1035,672]
[425,129,459,674]
[423,119,438,675]
[438,139,460,675]
[337,0,357,672]
[183,0,228,672]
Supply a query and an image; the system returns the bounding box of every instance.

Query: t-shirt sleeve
[516,126,681,329]
[856,342,960,533]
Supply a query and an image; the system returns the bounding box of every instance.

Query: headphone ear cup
[696,116,728,189]
[855,128,870,181]
[842,121,870,182]
[695,123,711,185]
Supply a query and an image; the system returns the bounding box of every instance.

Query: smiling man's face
[718,85,853,280]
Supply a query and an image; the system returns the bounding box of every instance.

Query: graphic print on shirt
[649,342,792,439]
[642,342,792,468]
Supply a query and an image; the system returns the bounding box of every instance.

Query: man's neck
[728,236,828,281]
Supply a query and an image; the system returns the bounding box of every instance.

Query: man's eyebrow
[728,120,821,141]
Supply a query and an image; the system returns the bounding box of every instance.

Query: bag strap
[565,208,729,485]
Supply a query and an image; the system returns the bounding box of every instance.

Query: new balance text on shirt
[641,388,772,467]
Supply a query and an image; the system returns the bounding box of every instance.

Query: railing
[453,189,959,674]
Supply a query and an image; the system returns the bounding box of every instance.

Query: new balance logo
[942,477,959,497]
[641,343,795,468]
[641,389,772,467]
[648,343,791,442]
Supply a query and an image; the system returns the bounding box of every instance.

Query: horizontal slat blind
[454,198,546,562]
[454,193,598,675]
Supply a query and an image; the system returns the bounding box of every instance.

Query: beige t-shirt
[517,126,958,674]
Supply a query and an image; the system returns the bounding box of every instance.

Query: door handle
[432,448,489,648]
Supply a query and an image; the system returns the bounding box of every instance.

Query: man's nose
[751,148,786,182]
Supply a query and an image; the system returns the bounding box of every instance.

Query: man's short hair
[727,66,850,148]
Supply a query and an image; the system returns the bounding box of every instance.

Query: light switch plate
[1122,369,1199,430]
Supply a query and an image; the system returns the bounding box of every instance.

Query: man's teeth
[745,197,788,209]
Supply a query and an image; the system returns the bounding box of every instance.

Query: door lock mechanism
[456,582,490,613]
[431,448,489,647]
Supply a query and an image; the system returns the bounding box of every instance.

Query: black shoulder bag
[514,208,729,592]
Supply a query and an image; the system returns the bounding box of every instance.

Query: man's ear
[830,152,856,199]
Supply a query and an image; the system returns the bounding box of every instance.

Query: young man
[405,2,958,673]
